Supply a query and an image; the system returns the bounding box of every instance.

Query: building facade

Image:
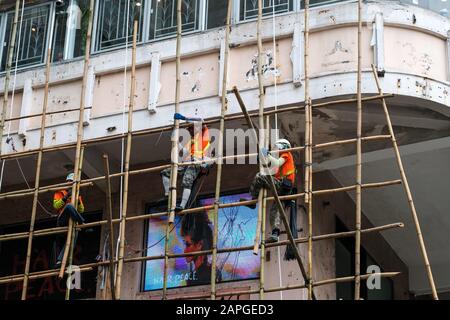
[0,0,450,300]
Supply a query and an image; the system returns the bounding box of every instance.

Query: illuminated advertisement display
[143,192,259,290]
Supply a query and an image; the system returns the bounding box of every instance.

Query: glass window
[52,0,91,62]
[149,0,201,40]
[400,0,450,18]
[207,0,228,29]
[95,0,145,52]
[239,0,294,21]
[305,0,348,9]
[1,3,52,71]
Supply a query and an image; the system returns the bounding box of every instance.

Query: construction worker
[53,173,85,266]
[244,138,295,243]
[161,121,211,212]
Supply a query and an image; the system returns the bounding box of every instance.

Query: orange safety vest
[275,152,296,183]
[53,189,85,215]
[188,126,210,159]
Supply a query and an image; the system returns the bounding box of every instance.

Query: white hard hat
[66,173,75,181]
[275,138,291,150]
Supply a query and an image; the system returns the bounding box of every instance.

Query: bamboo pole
[234,87,315,299]
[0,179,403,243]
[0,0,20,159]
[65,146,85,300]
[259,116,270,299]
[4,107,93,122]
[103,154,116,300]
[370,65,438,300]
[115,14,139,299]
[58,0,94,280]
[0,222,404,285]
[20,46,52,300]
[210,0,232,300]
[174,272,401,300]
[162,0,182,300]
[354,0,363,300]
[0,93,393,162]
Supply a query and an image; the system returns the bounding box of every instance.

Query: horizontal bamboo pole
[172,272,400,300]
[0,179,402,242]
[0,134,391,201]
[0,182,93,201]
[0,94,394,162]
[0,222,403,284]
[4,107,93,122]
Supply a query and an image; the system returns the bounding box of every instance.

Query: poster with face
[143,192,260,291]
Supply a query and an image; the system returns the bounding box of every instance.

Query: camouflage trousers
[161,165,201,189]
[249,172,283,231]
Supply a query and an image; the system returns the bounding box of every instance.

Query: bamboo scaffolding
[115,13,139,299]
[370,64,439,300]
[0,133,391,202]
[0,222,404,285]
[21,46,52,300]
[0,179,402,243]
[354,0,363,300]
[0,93,393,162]
[0,0,20,159]
[162,0,182,300]
[103,154,116,300]
[234,87,315,300]
[259,116,269,299]
[57,0,94,282]
[210,0,233,300]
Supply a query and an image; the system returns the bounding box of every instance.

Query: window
[0,3,52,71]
[239,0,294,21]
[143,192,259,291]
[149,0,201,40]
[207,0,228,29]
[95,0,145,52]
[52,0,91,62]
[400,0,450,17]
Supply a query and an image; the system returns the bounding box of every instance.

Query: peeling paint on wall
[245,49,281,81]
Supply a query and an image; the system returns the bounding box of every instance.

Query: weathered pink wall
[0,92,22,133]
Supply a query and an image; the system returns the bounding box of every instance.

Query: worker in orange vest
[161,123,211,212]
[53,173,85,266]
[244,138,296,243]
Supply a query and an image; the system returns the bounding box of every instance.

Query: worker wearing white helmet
[242,138,296,243]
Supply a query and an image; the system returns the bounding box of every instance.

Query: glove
[260,147,269,157]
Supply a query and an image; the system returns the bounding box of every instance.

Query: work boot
[239,198,256,209]
[266,229,280,243]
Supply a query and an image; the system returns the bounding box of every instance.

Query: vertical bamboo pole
[303,0,314,301]
[115,14,138,299]
[103,154,116,300]
[58,0,95,280]
[210,0,232,300]
[370,65,439,300]
[354,0,363,300]
[0,0,20,158]
[162,0,182,300]
[259,116,270,300]
[20,47,52,300]
[65,145,85,300]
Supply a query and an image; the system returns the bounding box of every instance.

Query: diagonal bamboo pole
[210,0,233,300]
[115,12,138,299]
[58,0,95,280]
[354,0,363,300]
[0,0,20,160]
[234,86,316,300]
[370,64,438,300]
[103,154,116,300]
[21,46,52,300]
[162,0,182,300]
